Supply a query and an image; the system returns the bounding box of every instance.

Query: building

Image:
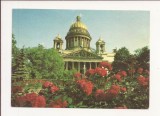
[53,16,115,74]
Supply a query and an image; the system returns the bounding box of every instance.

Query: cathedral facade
[53,16,115,74]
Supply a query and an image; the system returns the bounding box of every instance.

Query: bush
[11,61,149,108]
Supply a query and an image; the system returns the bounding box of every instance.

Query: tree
[12,48,29,81]
[112,47,131,72]
[25,45,64,79]
[12,34,20,73]
[134,46,149,70]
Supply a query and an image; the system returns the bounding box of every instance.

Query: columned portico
[65,60,101,74]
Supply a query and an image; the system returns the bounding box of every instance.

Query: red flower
[111,85,120,92]
[32,96,46,107]
[50,85,59,93]
[120,71,127,77]
[85,69,95,76]
[15,93,46,107]
[99,61,112,71]
[145,77,149,82]
[108,89,119,97]
[128,69,135,74]
[137,68,143,74]
[43,81,54,88]
[74,72,82,78]
[77,79,94,96]
[49,99,68,108]
[12,86,22,93]
[115,74,122,82]
[95,89,106,100]
[121,87,127,92]
[106,85,120,99]
[137,76,149,87]
[25,93,38,103]
[95,67,107,77]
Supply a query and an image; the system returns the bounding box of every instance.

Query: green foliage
[12,34,20,74]
[25,45,64,79]
[112,47,130,72]
[134,46,150,69]
[63,69,77,80]
[12,48,29,81]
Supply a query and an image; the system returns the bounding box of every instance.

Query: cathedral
[53,16,115,73]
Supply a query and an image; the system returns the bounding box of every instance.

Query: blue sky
[12,9,149,53]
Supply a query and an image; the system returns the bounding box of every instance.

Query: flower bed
[11,62,149,108]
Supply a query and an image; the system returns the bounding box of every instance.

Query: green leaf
[69,105,74,108]
[125,82,129,86]
[67,97,73,104]
[54,95,61,100]
[62,95,68,101]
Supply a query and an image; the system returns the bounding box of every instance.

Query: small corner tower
[96,37,106,54]
[53,34,63,51]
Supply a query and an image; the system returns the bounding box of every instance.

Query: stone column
[95,62,97,68]
[72,62,74,69]
[82,38,84,47]
[83,62,86,74]
[77,37,80,47]
[73,37,75,47]
[89,62,91,69]
[66,62,68,70]
[78,62,80,72]
[84,38,86,47]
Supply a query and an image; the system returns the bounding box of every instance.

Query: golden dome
[66,16,91,41]
[70,16,87,30]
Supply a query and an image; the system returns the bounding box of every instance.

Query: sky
[12,9,149,53]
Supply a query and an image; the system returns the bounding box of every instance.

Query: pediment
[63,49,103,59]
